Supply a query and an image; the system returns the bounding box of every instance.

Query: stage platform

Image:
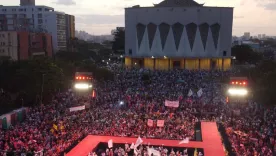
[66,122,225,156]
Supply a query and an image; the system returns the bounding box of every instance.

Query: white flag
[147,147,161,156]
[134,149,138,155]
[108,139,113,148]
[130,143,135,149]
[197,88,203,97]
[179,138,189,144]
[134,137,143,148]
[188,89,193,97]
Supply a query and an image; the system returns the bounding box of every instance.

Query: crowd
[0,67,275,156]
[91,143,204,156]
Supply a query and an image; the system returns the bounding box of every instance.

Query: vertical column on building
[169,59,171,70]
[153,58,156,70]
[222,59,224,71]
[198,59,201,70]
[184,59,186,70]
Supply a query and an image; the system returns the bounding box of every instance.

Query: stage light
[119,101,124,105]
[75,83,92,90]
[228,88,248,96]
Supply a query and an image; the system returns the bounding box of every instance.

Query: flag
[188,89,193,97]
[197,88,203,97]
[130,143,135,149]
[147,147,161,156]
[53,124,58,131]
[179,138,189,144]
[125,143,129,149]
[184,148,188,153]
[134,137,143,148]
[194,148,198,156]
[134,149,138,155]
[108,139,113,148]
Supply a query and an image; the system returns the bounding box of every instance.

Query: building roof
[154,0,204,7]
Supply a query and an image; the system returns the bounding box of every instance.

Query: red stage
[66,122,225,156]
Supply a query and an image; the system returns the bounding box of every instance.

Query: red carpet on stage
[66,122,225,156]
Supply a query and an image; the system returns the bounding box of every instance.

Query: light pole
[21,98,24,108]
[120,55,124,68]
[40,74,45,105]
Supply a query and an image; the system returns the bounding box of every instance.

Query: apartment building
[0,31,53,60]
[65,14,75,40]
[0,2,70,52]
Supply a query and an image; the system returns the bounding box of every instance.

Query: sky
[2,0,276,36]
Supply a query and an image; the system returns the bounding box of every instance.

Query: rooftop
[154,0,204,7]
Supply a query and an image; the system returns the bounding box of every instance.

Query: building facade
[125,0,233,70]
[0,1,69,53]
[0,31,52,60]
[65,14,75,40]
[20,0,35,6]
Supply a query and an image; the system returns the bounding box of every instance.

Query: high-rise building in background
[243,32,250,40]
[65,14,75,40]
[0,0,74,53]
[20,0,35,6]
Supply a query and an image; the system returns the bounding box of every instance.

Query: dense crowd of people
[91,143,203,156]
[0,67,275,156]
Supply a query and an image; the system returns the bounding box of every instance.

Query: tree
[263,38,276,48]
[112,27,125,54]
[239,60,276,106]
[77,60,114,81]
[231,45,262,64]
[55,51,86,62]
[0,58,65,107]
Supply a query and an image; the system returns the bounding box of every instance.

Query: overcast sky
[2,0,276,36]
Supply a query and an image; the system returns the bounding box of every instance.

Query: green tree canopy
[238,60,276,106]
[0,58,65,106]
[112,27,125,54]
[231,45,263,64]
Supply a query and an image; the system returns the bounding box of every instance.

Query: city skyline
[2,0,276,36]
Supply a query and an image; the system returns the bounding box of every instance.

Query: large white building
[125,0,233,70]
[0,0,68,52]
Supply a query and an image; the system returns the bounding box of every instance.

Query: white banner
[165,100,179,108]
[69,105,85,112]
[147,119,153,127]
[147,147,161,156]
[157,120,164,127]
[179,138,189,144]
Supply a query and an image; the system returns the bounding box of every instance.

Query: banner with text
[69,105,85,112]
[165,100,179,108]
[157,120,165,127]
[147,119,153,127]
